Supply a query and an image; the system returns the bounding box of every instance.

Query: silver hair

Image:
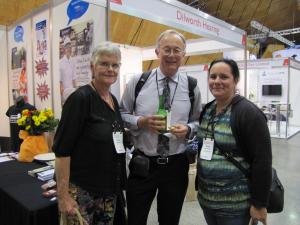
[91,42,121,66]
[156,29,186,49]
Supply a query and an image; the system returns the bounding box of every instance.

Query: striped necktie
[163,78,171,110]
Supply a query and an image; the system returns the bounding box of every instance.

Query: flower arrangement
[17,108,59,136]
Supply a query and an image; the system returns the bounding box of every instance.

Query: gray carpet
[147,132,300,225]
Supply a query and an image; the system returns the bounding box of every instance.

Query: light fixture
[250,20,295,46]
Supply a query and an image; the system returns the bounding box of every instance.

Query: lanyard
[204,102,232,139]
[155,69,178,109]
[91,82,121,131]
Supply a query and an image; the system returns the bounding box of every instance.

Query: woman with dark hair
[196,58,272,225]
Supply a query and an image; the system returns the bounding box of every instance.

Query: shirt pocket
[171,97,190,122]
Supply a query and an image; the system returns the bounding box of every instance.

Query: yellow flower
[39,115,47,122]
[17,117,26,126]
[17,118,23,126]
[32,115,38,122]
[34,120,41,126]
[44,108,54,118]
[25,125,31,131]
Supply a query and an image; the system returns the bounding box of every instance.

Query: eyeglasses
[160,47,184,56]
[97,62,121,70]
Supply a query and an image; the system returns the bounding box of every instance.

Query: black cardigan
[198,95,272,207]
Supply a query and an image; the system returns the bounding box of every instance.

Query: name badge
[200,138,214,160]
[166,111,171,130]
[113,132,125,154]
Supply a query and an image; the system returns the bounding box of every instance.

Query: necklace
[91,81,115,110]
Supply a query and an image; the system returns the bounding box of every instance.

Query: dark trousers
[126,153,189,225]
[201,206,253,225]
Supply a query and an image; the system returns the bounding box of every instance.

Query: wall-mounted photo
[59,20,94,104]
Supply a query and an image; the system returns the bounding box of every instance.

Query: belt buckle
[156,157,168,165]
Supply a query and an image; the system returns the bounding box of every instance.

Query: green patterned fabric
[197,102,251,213]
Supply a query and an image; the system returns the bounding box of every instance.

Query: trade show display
[109,0,246,98]
[238,58,300,139]
[1,0,246,123]
[178,58,300,139]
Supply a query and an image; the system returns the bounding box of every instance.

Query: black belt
[146,153,185,165]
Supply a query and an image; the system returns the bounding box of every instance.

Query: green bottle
[157,95,167,131]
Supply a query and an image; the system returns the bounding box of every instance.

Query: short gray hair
[156,29,186,49]
[91,42,121,66]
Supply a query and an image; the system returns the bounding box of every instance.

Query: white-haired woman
[53,43,127,225]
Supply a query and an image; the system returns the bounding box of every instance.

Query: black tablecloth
[0,160,58,225]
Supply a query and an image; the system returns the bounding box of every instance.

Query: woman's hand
[58,192,78,215]
[250,205,267,225]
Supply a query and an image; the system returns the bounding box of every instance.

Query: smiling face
[155,33,185,77]
[208,62,238,102]
[64,44,72,58]
[91,53,120,88]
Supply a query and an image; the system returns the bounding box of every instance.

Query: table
[0,160,58,225]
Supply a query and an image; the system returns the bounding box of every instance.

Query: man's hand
[137,115,166,133]
[170,124,189,139]
[250,205,267,225]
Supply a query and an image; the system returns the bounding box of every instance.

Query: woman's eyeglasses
[97,62,121,70]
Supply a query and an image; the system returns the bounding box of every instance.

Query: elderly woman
[196,58,272,225]
[53,43,126,225]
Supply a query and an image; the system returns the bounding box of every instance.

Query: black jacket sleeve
[233,98,272,207]
[52,88,90,157]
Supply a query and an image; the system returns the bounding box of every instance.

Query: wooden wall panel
[111,11,200,47]
[143,52,223,72]
[0,0,48,25]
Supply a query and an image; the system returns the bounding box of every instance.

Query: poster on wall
[36,20,47,58]
[59,20,93,104]
[11,45,28,102]
[34,19,51,108]
[8,20,34,106]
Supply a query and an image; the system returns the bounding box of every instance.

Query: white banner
[238,58,289,70]
[110,0,245,47]
[8,20,34,105]
[33,10,52,110]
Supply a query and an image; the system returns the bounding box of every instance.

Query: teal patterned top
[197,102,251,213]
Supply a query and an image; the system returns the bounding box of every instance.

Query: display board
[239,58,300,139]
[52,0,107,116]
[32,9,52,110]
[7,20,34,105]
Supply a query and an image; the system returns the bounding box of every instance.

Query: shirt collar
[157,67,179,83]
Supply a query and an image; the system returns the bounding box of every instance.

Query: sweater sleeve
[52,88,89,157]
[235,100,272,207]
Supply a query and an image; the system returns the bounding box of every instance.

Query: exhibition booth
[178,58,300,139]
[1,0,299,142]
[239,58,300,139]
[0,0,247,140]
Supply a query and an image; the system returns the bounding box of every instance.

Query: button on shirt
[120,68,202,156]
[59,55,76,89]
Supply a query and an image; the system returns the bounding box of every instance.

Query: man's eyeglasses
[160,47,184,56]
[97,62,121,70]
